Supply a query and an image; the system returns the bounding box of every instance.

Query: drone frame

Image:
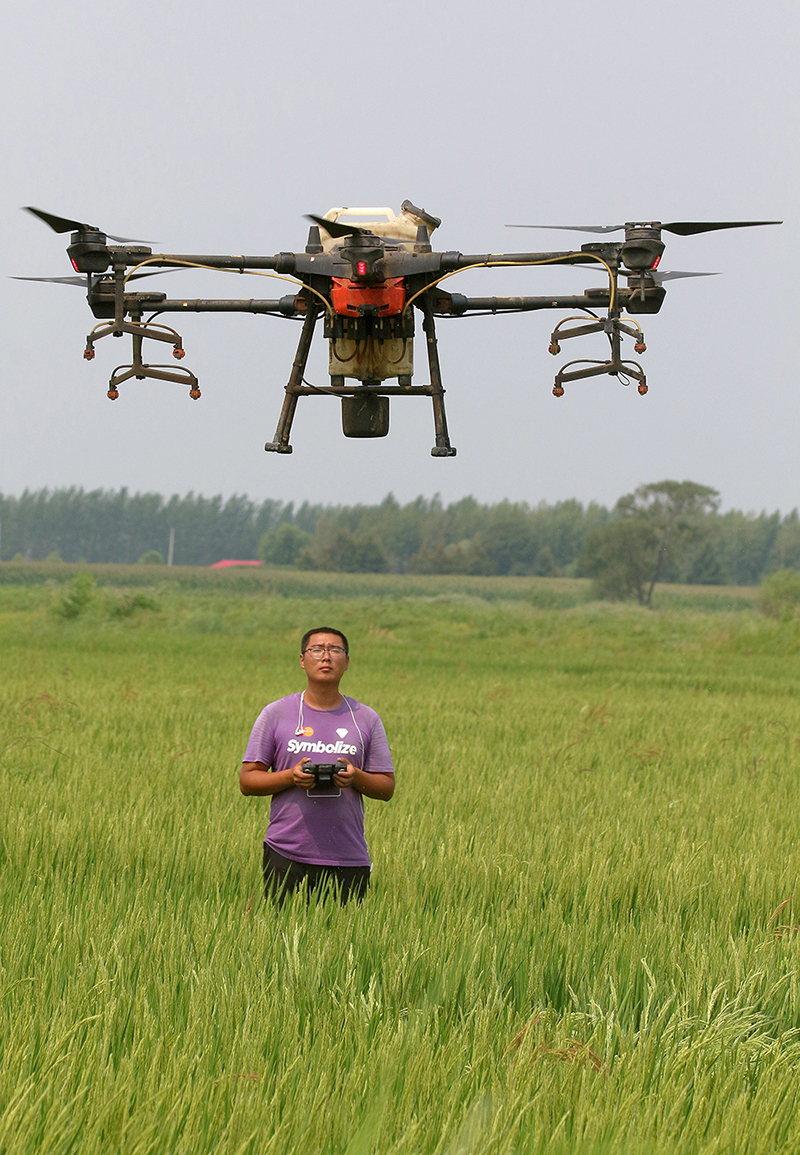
[19,205,780,456]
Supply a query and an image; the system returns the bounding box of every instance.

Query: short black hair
[301,626,349,654]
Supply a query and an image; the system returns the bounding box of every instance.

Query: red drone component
[331,277,405,318]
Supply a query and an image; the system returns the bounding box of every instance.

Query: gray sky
[2,1,797,514]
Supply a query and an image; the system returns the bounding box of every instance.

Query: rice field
[1,578,799,1154]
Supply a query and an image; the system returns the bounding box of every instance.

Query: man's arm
[355,770,395,800]
[334,760,395,800]
[239,759,315,795]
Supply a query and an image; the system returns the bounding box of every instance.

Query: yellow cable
[124,257,334,320]
[402,252,616,317]
[551,314,643,339]
[553,315,604,330]
[124,250,618,327]
[86,319,179,340]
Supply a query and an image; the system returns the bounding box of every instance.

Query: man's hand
[334,758,358,788]
[291,758,316,787]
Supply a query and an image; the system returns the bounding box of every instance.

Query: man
[240,627,394,904]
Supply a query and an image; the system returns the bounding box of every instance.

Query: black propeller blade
[24,206,151,244]
[507,223,622,234]
[13,269,181,287]
[305,214,413,245]
[642,270,719,283]
[506,220,781,236]
[306,214,369,239]
[13,275,90,287]
[24,207,96,234]
[577,264,719,285]
[659,221,782,236]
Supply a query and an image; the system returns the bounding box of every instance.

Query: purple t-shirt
[243,692,394,866]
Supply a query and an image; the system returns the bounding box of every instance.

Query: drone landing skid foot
[108,363,200,394]
[553,358,647,394]
[264,441,293,454]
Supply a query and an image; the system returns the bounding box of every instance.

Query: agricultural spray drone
[19,203,780,456]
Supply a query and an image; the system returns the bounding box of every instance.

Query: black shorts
[262,844,371,906]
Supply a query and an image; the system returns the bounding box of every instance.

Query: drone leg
[422,299,456,457]
[265,303,319,454]
[131,325,145,379]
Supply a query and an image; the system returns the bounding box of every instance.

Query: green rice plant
[758,568,800,619]
[104,590,161,618]
[51,570,97,619]
[1,585,799,1153]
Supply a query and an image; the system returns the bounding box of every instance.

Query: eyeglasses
[303,645,347,657]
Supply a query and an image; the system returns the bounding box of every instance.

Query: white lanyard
[295,692,366,759]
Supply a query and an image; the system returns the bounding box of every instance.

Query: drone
[19,202,780,457]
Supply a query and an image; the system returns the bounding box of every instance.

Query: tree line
[1,485,798,589]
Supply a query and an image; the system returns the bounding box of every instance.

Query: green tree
[307,521,389,573]
[480,504,537,575]
[258,522,311,567]
[632,481,720,603]
[408,534,492,575]
[583,519,658,603]
[584,480,720,605]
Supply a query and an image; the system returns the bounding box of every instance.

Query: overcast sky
[2,1,796,514]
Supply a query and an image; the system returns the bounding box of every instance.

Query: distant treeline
[1,487,798,585]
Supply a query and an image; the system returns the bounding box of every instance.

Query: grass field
[1,574,799,1154]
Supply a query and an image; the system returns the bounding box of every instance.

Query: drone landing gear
[107,360,200,399]
[86,313,200,401]
[548,315,647,397]
[264,298,458,456]
[265,302,320,454]
[551,360,647,396]
[423,300,457,457]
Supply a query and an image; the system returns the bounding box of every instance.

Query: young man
[240,627,394,904]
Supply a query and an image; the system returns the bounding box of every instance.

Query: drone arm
[445,250,595,271]
[140,297,304,317]
[431,293,611,316]
[130,252,291,273]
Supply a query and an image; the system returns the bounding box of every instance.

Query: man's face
[300,632,350,681]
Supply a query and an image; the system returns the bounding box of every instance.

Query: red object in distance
[209,559,263,568]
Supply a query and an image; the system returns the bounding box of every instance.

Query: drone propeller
[506,220,782,236]
[24,206,151,244]
[13,274,91,287]
[306,213,367,239]
[642,270,718,283]
[305,214,413,246]
[576,264,719,285]
[13,269,181,287]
